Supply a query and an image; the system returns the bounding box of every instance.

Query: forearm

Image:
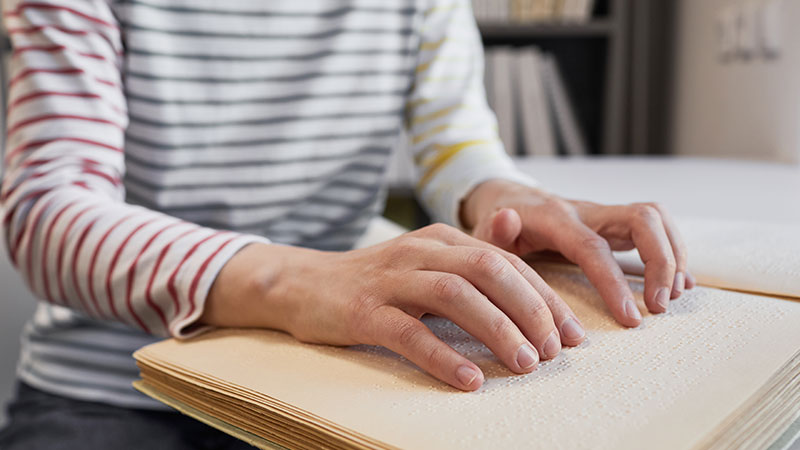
[201,243,343,340]
[201,242,302,332]
[1,1,266,337]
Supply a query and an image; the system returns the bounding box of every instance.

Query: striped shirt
[1,0,536,408]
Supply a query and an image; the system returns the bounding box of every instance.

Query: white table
[512,156,800,224]
[388,155,800,224]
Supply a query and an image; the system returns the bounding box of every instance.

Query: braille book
[134,218,800,449]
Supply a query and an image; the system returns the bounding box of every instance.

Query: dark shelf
[477,20,615,40]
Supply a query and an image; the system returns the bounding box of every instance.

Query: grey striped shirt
[2,0,535,408]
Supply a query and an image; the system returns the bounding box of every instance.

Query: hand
[203,224,587,391]
[462,179,696,327]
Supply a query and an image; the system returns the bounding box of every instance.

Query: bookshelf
[0,1,670,159]
[383,0,675,226]
[477,20,615,38]
[476,0,673,156]
[478,0,629,156]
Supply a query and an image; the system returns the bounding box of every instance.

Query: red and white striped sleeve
[0,0,268,338]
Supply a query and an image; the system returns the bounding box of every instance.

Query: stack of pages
[135,218,800,449]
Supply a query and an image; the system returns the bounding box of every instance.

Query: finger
[400,271,540,373]
[422,245,583,356]
[645,203,689,299]
[371,306,485,391]
[685,271,697,289]
[514,264,586,347]
[420,224,585,349]
[580,205,676,314]
[619,205,676,313]
[554,222,642,328]
[472,208,522,252]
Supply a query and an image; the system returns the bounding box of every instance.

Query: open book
[134,218,800,449]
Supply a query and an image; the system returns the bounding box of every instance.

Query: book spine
[517,48,556,156]
[543,55,588,156]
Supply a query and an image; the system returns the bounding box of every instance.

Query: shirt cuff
[170,233,271,339]
[416,145,539,228]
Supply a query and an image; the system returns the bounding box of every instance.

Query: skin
[201,179,695,391]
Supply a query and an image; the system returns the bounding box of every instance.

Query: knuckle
[432,274,469,303]
[632,204,662,225]
[467,249,507,278]
[424,222,455,237]
[646,202,667,214]
[389,238,419,259]
[580,235,611,254]
[348,292,380,333]
[393,318,423,349]
[544,198,574,215]
[422,343,446,368]
[506,253,532,276]
[487,315,514,341]
[652,253,677,271]
[526,298,551,317]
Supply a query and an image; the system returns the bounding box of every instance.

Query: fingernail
[624,299,642,321]
[672,272,685,298]
[516,343,539,370]
[456,365,479,387]
[543,331,561,358]
[561,317,585,341]
[655,287,670,312]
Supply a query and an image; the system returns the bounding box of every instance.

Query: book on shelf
[541,53,588,156]
[485,46,586,156]
[486,47,517,156]
[134,217,800,449]
[473,0,596,23]
[514,47,557,156]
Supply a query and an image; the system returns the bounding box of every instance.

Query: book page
[616,217,800,299]
[136,265,800,449]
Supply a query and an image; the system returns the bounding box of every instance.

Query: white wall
[670,0,800,163]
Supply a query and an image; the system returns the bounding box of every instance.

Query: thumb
[472,208,523,251]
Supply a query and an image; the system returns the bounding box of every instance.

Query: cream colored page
[616,217,800,298]
[138,267,800,450]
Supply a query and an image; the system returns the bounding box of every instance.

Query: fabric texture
[0,0,536,408]
[0,382,255,450]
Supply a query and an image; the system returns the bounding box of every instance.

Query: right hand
[203,223,586,391]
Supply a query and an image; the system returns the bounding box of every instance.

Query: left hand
[461,179,696,327]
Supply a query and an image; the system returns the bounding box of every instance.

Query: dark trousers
[0,382,255,450]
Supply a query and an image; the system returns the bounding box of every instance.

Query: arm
[1,0,266,337]
[201,0,585,391]
[402,0,693,324]
[404,0,536,227]
[462,180,696,323]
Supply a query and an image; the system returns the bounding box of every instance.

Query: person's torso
[19,0,426,408]
[118,0,423,250]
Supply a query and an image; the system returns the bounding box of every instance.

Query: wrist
[201,242,328,333]
[460,179,534,229]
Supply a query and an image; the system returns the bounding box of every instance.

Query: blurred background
[1,0,799,425]
[385,0,800,227]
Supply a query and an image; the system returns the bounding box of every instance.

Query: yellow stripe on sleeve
[410,104,466,127]
[423,3,462,17]
[417,140,489,187]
